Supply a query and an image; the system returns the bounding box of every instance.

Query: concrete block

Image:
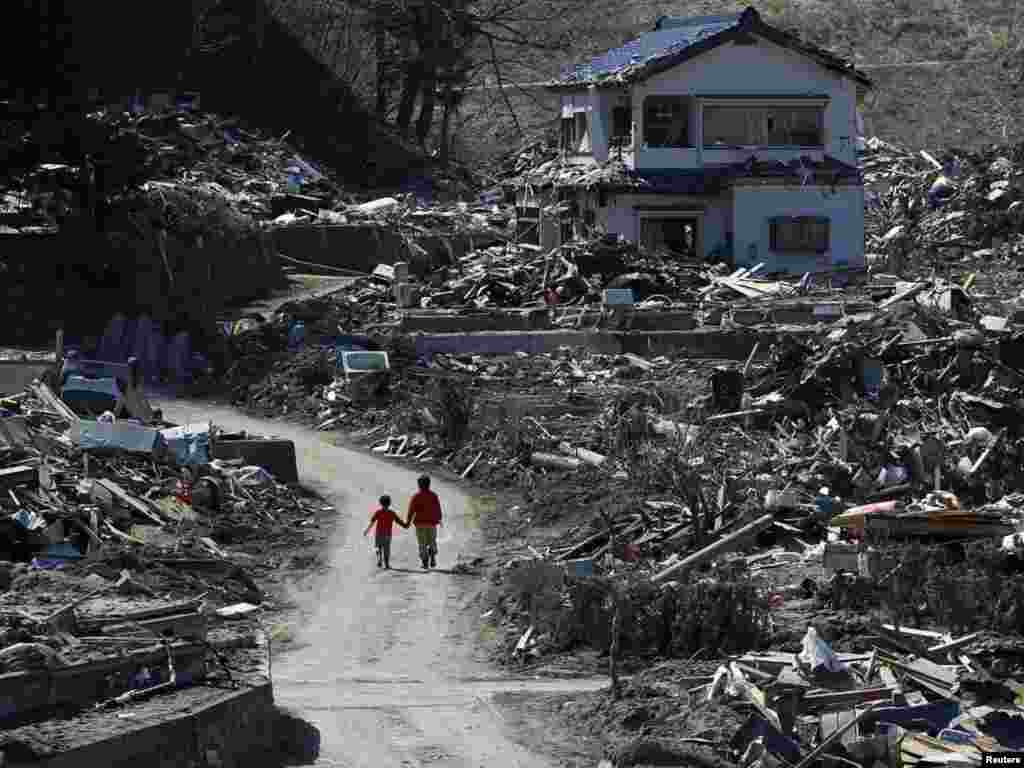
[211,438,298,484]
[628,311,697,331]
[0,361,51,395]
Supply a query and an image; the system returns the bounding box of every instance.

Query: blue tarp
[70,420,162,454]
[868,701,961,735]
[731,714,802,764]
[61,375,121,413]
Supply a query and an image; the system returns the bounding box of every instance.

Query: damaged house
[519,6,872,274]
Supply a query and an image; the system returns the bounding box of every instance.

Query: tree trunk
[415,68,437,146]
[603,511,622,700]
[688,485,705,548]
[438,87,456,165]
[375,26,389,119]
[609,594,621,700]
[395,61,422,137]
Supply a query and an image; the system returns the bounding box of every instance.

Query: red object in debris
[769,593,785,608]
[622,543,640,562]
[544,288,559,306]
[175,480,193,505]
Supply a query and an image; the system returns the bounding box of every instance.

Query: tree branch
[487,33,523,137]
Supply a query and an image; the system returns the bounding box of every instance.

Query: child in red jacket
[364,495,407,569]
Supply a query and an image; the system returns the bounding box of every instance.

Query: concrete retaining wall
[7,682,279,768]
[414,327,822,360]
[0,641,208,727]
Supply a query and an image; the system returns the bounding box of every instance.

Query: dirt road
[158,400,605,768]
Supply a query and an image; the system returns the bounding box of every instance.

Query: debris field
[202,135,1024,767]
[0,375,332,761]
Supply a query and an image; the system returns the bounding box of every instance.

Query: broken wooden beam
[94,479,165,527]
[802,686,896,711]
[31,382,79,423]
[558,442,606,467]
[0,465,38,491]
[530,452,581,471]
[102,611,208,641]
[651,513,774,583]
[927,632,981,655]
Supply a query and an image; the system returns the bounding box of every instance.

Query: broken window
[703,105,824,147]
[561,114,590,153]
[611,105,631,146]
[770,216,830,253]
[574,113,590,153]
[643,96,689,147]
[639,217,698,257]
[560,117,576,152]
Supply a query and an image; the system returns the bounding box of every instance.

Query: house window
[561,113,590,153]
[703,105,824,147]
[560,117,576,152]
[770,216,830,253]
[639,216,700,258]
[574,113,590,153]
[643,96,689,147]
[611,105,631,146]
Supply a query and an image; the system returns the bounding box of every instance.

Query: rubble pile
[0,104,344,235]
[279,192,512,234]
[554,622,1024,768]
[327,233,706,312]
[484,558,769,665]
[0,378,331,727]
[863,136,1024,277]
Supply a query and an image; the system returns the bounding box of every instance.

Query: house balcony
[701,146,826,166]
[633,145,826,171]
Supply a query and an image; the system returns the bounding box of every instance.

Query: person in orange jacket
[406,476,442,569]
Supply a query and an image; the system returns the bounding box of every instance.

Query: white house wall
[560,91,591,117]
[636,37,859,169]
[731,185,864,273]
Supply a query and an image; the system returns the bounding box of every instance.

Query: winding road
[158,399,605,768]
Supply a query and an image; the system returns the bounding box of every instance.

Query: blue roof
[561,13,742,84]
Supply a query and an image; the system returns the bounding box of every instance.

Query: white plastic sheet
[798,626,845,673]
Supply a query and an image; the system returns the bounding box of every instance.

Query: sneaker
[429,553,436,568]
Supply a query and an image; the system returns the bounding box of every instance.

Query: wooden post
[604,509,622,700]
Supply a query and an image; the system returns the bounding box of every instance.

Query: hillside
[2,0,432,190]
[446,0,1024,157]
